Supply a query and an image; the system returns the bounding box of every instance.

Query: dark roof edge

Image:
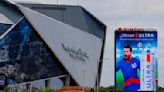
[81,6,107,31]
[1,0,14,6]
[1,0,23,15]
[17,3,107,31]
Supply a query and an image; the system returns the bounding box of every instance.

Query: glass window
[50,78,64,89]
[0,18,68,86]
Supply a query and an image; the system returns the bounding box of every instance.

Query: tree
[91,86,114,92]
[38,87,54,92]
[157,86,164,92]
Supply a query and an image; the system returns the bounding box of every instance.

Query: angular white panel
[18,5,103,87]
[0,13,13,24]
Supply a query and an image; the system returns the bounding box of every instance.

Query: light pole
[95,58,110,92]
[82,69,85,92]
[57,0,58,5]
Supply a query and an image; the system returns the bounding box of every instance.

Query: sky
[10,0,164,87]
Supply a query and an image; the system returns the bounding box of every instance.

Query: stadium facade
[0,0,106,91]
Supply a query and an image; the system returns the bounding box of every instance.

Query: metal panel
[19,4,106,38]
[0,1,23,24]
[18,5,103,87]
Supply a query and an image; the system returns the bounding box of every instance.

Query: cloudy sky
[10,0,164,87]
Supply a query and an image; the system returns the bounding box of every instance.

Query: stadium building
[0,0,106,91]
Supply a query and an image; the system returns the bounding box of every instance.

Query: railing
[7,75,69,92]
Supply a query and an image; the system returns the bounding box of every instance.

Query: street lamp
[57,0,58,4]
[95,58,110,92]
[82,69,85,92]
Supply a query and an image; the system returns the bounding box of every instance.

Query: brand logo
[120,33,134,38]
[145,64,153,88]
[131,63,137,68]
[61,43,89,62]
[120,33,154,39]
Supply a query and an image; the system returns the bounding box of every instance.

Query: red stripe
[124,77,140,86]
[135,33,138,38]
[147,54,150,62]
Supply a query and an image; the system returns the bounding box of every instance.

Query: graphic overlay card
[115,28,158,91]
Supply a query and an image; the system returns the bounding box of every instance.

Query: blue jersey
[116,57,140,91]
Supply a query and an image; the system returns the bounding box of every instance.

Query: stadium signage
[61,43,89,62]
[115,28,157,91]
[117,28,144,31]
[120,33,154,38]
[116,28,155,32]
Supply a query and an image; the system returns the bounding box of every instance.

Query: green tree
[2,87,10,92]
[99,86,114,92]
[38,87,54,92]
[91,86,115,92]
[157,86,164,92]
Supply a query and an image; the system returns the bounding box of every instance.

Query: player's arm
[116,60,121,72]
[137,59,140,70]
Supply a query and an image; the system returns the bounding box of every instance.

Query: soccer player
[116,45,140,91]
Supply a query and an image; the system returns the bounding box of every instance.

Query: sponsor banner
[115,28,158,91]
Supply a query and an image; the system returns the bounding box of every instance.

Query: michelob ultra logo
[140,52,156,91]
[119,33,155,39]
